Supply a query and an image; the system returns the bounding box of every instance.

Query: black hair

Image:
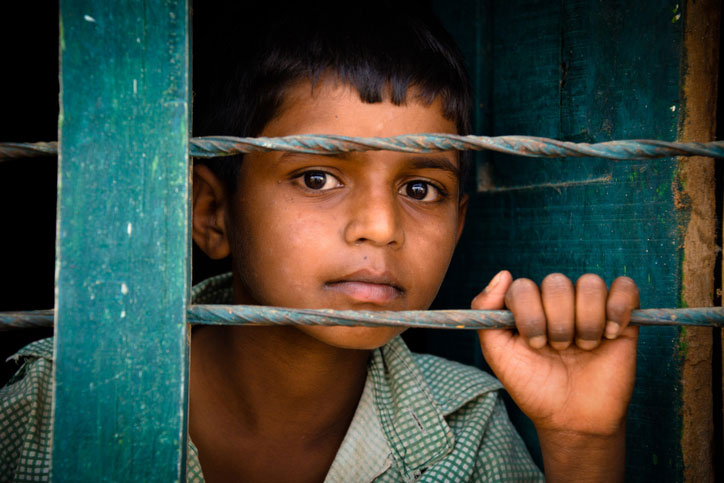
[195,1,473,192]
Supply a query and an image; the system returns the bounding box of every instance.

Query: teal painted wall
[426,0,687,479]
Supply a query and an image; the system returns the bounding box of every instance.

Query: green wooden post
[53,0,190,480]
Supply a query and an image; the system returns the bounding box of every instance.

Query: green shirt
[1,274,543,482]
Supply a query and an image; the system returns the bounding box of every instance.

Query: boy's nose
[343,188,404,248]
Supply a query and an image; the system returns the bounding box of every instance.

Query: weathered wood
[54,0,190,480]
[679,1,720,480]
[431,1,709,479]
[482,1,684,477]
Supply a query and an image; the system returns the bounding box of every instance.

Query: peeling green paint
[59,18,65,52]
[678,326,689,359]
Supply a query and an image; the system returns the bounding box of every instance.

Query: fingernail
[529,335,547,349]
[550,340,571,351]
[576,338,599,350]
[484,271,503,293]
[604,321,620,339]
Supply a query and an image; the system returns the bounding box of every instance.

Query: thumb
[474,271,514,360]
[471,270,512,310]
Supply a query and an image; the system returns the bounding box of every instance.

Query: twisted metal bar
[0,310,54,330]
[2,135,723,160]
[0,141,59,159]
[2,306,723,331]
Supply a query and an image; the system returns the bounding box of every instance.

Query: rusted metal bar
[1,135,723,161]
[2,306,722,331]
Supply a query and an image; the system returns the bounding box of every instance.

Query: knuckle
[505,278,537,304]
[613,276,640,298]
[548,324,573,342]
[517,316,547,335]
[510,277,538,294]
[576,273,607,296]
[541,273,573,294]
[606,302,627,321]
[576,273,606,288]
[577,325,603,341]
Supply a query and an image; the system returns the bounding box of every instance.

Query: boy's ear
[192,164,232,259]
[455,194,469,244]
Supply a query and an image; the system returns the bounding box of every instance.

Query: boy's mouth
[324,270,404,305]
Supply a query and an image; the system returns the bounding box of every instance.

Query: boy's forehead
[263,79,458,138]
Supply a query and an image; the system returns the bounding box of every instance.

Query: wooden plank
[481,2,685,478]
[678,1,720,481]
[433,0,693,479]
[53,0,190,479]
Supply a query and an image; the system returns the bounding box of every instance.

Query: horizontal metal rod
[1,135,723,161]
[2,306,722,331]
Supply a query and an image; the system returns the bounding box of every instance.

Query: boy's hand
[473,271,639,481]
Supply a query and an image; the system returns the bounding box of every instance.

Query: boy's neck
[189,325,370,481]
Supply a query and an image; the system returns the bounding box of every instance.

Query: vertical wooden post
[679,2,720,480]
[54,0,190,480]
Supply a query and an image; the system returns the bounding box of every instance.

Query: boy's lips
[325,270,404,305]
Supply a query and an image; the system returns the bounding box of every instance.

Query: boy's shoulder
[2,337,54,390]
[0,337,54,482]
[8,337,54,362]
[191,272,234,304]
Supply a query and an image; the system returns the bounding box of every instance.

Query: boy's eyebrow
[278,152,460,176]
[406,156,460,177]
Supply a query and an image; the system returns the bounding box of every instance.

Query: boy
[2,3,640,482]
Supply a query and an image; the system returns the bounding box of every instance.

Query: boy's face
[206,80,467,349]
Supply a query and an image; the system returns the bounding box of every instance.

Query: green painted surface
[54,0,190,480]
[430,0,686,480]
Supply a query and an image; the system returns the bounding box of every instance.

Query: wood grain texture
[679,0,720,480]
[433,0,691,478]
[53,0,190,479]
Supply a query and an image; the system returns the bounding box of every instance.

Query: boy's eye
[300,171,341,190]
[400,180,444,202]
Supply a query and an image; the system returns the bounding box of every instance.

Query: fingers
[471,270,513,310]
[505,278,547,349]
[503,273,640,352]
[605,276,640,339]
[474,271,515,356]
[541,273,575,350]
[476,271,640,352]
[575,274,608,350]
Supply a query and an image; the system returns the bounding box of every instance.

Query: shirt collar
[370,337,456,480]
[323,373,393,482]
[324,337,457,483]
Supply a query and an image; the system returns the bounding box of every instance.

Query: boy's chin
[299,326,407,350]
